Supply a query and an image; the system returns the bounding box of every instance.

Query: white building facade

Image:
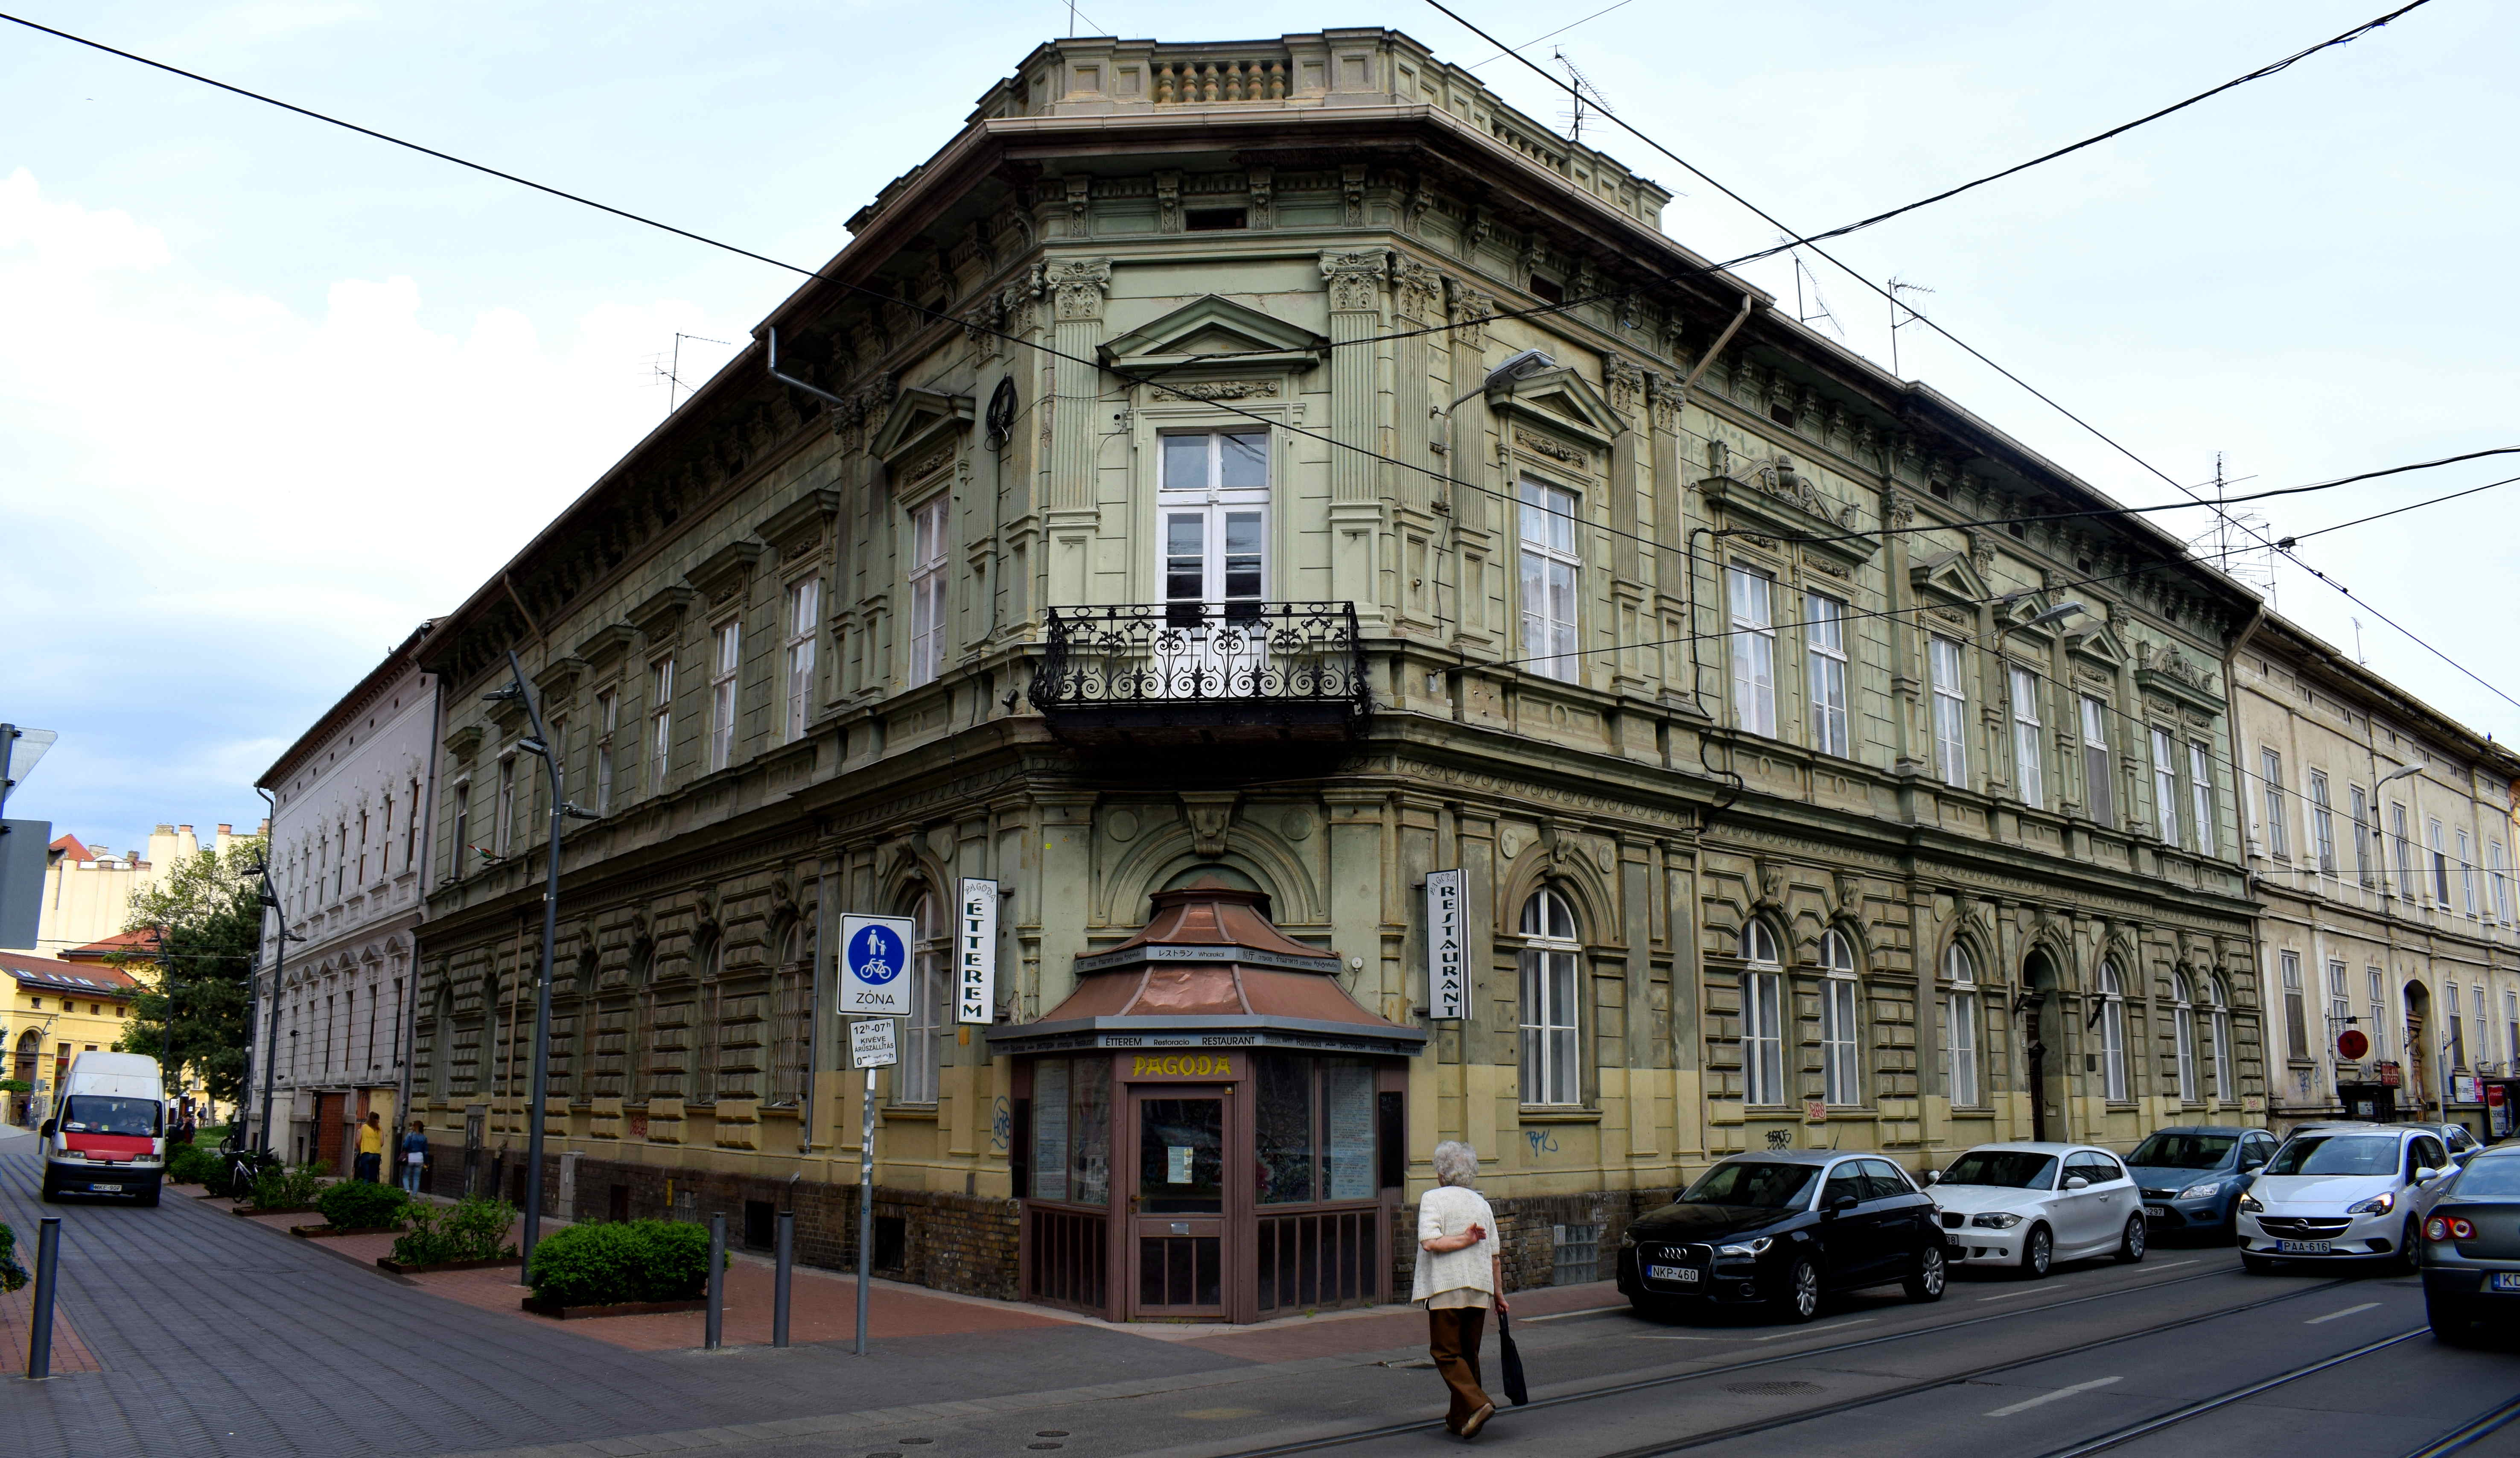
[251,624,442,1168]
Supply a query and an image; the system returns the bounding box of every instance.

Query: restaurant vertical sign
[956,877,998,1024]
[1426,869,1467,1020]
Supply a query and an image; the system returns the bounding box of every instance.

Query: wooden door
[1128,1087,1234,1319]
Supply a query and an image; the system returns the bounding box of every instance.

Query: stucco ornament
[1319,250,1388,313]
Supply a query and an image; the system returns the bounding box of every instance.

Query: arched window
[1518,889,1581,1106]
[692,935,724,1103]
[770,918,811,1107]
[2173,971,2198,1104]
[1741,920,1785,1106]
[901,891,948,1105]
[2208,975,2235,1100]
[2098,960,2129,1102]
[1943,945,1981,1107]
[1820,930,1861,1107]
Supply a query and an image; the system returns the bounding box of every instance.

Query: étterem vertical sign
[1426,868,1467,1019]
[956,877,998,1024]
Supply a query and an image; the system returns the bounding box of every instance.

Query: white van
[41,1050,166,1205]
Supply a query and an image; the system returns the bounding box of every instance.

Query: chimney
[217,823,233,836]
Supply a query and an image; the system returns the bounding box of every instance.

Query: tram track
[1202,1263,2358,1458]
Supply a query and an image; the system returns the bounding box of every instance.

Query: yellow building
[58,931,222,1120]
[3,824,262,957]
[2,948,142,1125]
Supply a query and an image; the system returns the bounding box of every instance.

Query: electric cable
[2284,472,2520,545]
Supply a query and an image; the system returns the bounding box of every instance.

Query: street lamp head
[481,683,524,705]
[2376,761,2424,787]
[2003,598,2086,630]
[1484,349,1557,389]
[560,802,603,821]
[518,737,550,759]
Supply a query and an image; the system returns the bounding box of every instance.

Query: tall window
[1159,430,1268,641]
[2349,784,2372,882]
[1944,945,1982,1107]
[648,654,675,792]
[2080,697,2114,827]
[493,757,518,857]
[2280,951,2307,1061]
[2188,742,2217,855]
[901,893,948,1105]
[1726,568,1776,735]
[2474,985,2490,1071]
[2258,749,2288,859]
[2010,666,2045,809]
[2505,991,2518,1073]
[449,781,470,879]
[2493,841,2512,921]
[404,776,420,872]
[2327,959,2351,1060]
[2209,975,2234,1099]
[1805,593,1848,756]
[593,689,617,815]
[2457,829,2477,916]
[356,809,369,885]
[1740,920,1784,1106]
[2392,802,2415,898]
[2368,968,2392,1061]
[2308,771,2336,873]
[2097,960,2128,1102]
[1519,482,1581,682]
[1518,890,1581,1106]
[2172,972,2197,1104]
[1820,930,1861,1106]
[2447,981,2468,1069]
[783,576,820,743]
[1928,637,1968,788]
[707,618,741,772]
[2430,819,2451,904]
[2150,728,2180,845]
[907,494,951,687]
[334,824,347,896]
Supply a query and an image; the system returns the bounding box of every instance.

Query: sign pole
[856,1063,875,1356]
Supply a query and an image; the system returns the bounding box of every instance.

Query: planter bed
[290,1224,404,1239]
[375,1255,524,1275]
[520,1295,706,1320]
[232,1204,317,1218]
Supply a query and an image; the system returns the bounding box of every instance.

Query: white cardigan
[1412,1184,1499,1301]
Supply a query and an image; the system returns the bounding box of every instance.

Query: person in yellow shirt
[354,1112,385,1183]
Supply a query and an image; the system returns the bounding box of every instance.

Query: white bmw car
[1926,1142,2147,1278]
[2238,1125,2458,1273]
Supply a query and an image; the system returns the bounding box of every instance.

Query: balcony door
[1158,430,1269,697]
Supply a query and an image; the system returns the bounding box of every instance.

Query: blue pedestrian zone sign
[840,914,916,1016]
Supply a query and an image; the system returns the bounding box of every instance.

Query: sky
[2,0,2515,858]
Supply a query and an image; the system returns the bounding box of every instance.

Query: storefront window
[1257,1055,1313,1203]
[1029,1057,1111,1205]
[1254,1054,1380,1204]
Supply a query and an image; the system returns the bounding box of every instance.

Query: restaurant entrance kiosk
[992,880,1425,1323]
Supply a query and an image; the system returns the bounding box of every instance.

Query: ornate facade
[408,30,2270,1314]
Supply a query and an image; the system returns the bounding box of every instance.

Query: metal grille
[1553,1222,1602,1284]
[1029,1207,1107,1312]
[1941,1211,1966,1229]
[2258,1216,2351,1238]
[1256,1208,1378,1314]
[1032,601,1368,724]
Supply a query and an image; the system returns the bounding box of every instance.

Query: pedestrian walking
[399,1119,428,1194]
[1414,1139,1507,1439]
[354,1112,385,1183]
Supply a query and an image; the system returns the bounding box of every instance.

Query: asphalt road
[4,1123,2514,1458]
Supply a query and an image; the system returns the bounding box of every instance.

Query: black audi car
[1616,1151,1948,1322]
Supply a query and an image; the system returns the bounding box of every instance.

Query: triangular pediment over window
[1100,295,1327,372]
[2065,623,2132,671]
[869,387,974,466]
[1488,365,1621,452]
[1910,548,1992,606]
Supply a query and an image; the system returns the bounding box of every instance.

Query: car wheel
[38,1172,61,1204]
[2020,1225,2053,1280]
[2117,1213,2147,1264]
[1777,1257,1821,1323]
[2241,1251,2276,1274]
[2398,1217,2423,1274]
[2427,1293,2476,1344]
[1904,1244,1947,1303]
[136,1184,161,1208]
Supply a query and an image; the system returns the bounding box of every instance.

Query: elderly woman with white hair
[1414,1139,1506,1438]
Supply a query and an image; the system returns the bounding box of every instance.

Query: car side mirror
[2413,1167,2440,1185]
[1829,1193,1860,1214]
[2063,1175,2090,1191]
[40,1120,56,1138]
[1922,1169,1941,1187]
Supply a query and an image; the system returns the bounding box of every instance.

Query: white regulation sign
[850,1016,898,1069]
[956,878,999,1024]
[840,913,916,1017]
[1426,869,1468,1020]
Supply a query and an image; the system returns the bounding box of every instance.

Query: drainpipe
[397,651,443,1139]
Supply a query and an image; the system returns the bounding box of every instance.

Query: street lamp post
[484,649,599,1267]
[254,864,301,1155]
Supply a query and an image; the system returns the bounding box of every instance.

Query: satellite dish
[985,376,1018,451]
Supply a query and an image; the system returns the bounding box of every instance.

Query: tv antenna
[1555,50,1612,144]
[1781,239,1843,340]
[654,332,735,417]
[2195,452,2277,601]
[1888,276,1934,378]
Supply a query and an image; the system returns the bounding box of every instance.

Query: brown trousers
[1427,1306,1492,1431]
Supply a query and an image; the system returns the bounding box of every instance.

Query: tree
[112,834,265,1111]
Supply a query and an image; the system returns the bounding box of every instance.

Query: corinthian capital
[1319,249,1390,315]
[1044,257,1113,322]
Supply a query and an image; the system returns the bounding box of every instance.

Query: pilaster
[1043,258,1110,607]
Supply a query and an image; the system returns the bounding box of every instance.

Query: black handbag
[1496,1305,1529,1406]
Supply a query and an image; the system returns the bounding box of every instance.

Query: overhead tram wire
[1421,0,2520,716]
[2284,471,2520,545]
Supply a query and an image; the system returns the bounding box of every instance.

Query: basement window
[1185,207,1248,232]
[1528,274,1565,305]
[1553,1222,1601,1284]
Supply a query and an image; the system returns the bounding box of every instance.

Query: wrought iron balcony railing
[1032,601,1368,740]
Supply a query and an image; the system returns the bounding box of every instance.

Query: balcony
[1032,601,1368,744]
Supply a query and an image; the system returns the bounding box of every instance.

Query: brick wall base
[1390,1186,1680,1299]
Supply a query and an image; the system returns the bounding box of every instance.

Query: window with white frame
[2080,696,2114,827]
[1741,920,1785,1106]
[1518,889,1582,1106]
[907,493,950,687]
[2327,959,2351,1061]
[783,576,820,743]
[2010,666,2045,809]
[449,781,471,878]
[1805,592,1848,757]
[1726,567,1776,735]
[593,688,616,815]
[1929,636,1968,788]
[1519,481,1581,682]
[2493,841,2512,921]
[2280,950,2307,1061]
[2447,981,2469,1069]
[2173,972,2197,1103]
[900,892,948,1105]
[2210,975,2234,1099]
[2457,829,2477,916]
[1944,944,1982,1107]
[2430,818,2451,904]
[2098,959,2129,1101]
[2150,727,2180,845]
[2505,990,2518,1073]
[707,618,740,772]
[2259,749,2288,858]
[2349,784,2372,882]
[2309,771,2336,873]
[1820,930,1861,1106]
[2188,742,2218,855]
[1159,430,1268,619]
[2392,802,2416,898]
[493,755,518,857]
[2474,984,2490,1071]
[648,654,675,792]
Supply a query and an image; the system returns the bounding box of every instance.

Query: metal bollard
[773,1210,794,1348]
[25,1216,61,1379]
[704,1212,726,1350]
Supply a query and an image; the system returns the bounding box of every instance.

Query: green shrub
[390,1195,517,1268]
[0,1222,26,1294]
[166,1144,220,1186]
[525,1219,718,1306]
[316,1179,410,1229]
[248,1161,326,1211]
